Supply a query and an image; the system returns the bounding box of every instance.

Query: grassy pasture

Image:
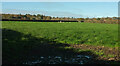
[2,21,118,48]
[2,21,120,64]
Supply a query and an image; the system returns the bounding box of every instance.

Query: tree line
[1,14,119,24]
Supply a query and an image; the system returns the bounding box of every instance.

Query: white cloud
[2,8,85,17]
[2,9,44,15]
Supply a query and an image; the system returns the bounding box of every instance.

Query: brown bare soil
[70,44,120,61]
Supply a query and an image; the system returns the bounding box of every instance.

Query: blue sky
[1,0,120,2]
[2,2,118,18]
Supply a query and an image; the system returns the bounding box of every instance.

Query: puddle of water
[85,56,90,59]
[23,55,92,65]
[40,56,44,59]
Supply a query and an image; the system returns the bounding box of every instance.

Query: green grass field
[2,21,120,64]
[2,21,118,48]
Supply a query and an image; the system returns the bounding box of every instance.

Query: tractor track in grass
[69,44,120,61]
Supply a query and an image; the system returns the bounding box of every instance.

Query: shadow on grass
[2,28,120,65]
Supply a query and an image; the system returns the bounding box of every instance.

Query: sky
[2,2,118,18]
[1,0,120,2]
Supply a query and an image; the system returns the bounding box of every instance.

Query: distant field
[2,21,118,48]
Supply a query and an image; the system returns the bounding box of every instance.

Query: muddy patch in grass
[70,44,120,61]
